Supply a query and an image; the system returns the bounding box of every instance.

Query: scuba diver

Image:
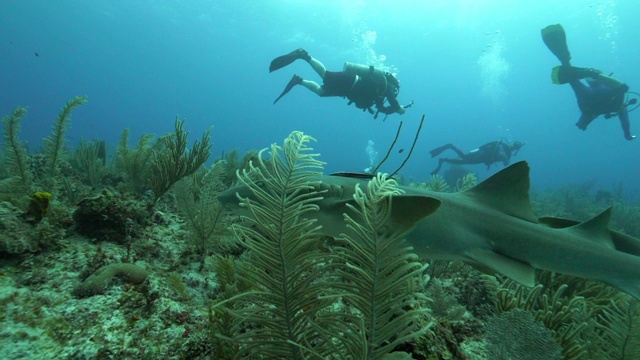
[541,24,636,141]
[429,140,525,175]
[269,48,412,118]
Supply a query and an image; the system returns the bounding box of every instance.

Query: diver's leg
[568,80,596,113]
[568,80,598,130]
[307,57,327,79]
[594,74,625,90]
[301,80,326,96]
[431,158,446,175]
[273,75,304,104]
[569,80,589,98]
[448,145,467,159]
[432,158,469,175]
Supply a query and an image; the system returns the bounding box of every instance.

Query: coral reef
[1,104,640,359]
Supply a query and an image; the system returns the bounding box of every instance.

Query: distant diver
[429,139,525,175]
[541,24,637,141]
[269,48,412,118]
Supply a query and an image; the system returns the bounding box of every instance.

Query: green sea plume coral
[221,131,330,359]
[175,163,227,270]
[148,117,211,203]
[115,129,159,194]
[1,107,31,190]
[43,96,87,184]
[215,131,435,359]
[336,173,433,359]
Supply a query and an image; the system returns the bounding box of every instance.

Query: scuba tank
[343,62,389,110]
[343,62,388,80]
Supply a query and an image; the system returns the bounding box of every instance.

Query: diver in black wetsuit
[542,24,636,141]
[429,140,525,175]
[269,48,411,117]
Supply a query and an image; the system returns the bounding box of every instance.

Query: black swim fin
[269,48,310,73]
[273,75,303,104]
[429,144,452,158]
[541,24,572,65]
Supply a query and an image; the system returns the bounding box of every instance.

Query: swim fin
[429,144,452,158]
[269,48,310,73]
[541,24,572,65]
[551,66,601,84]
[273,75,303,104]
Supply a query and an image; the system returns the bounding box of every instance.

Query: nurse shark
[218,161,640,299]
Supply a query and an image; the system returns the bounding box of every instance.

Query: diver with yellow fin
[269,48,411,118]
[542,24,636,140]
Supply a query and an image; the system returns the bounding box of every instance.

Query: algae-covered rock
[72,189,151,243]
[73,263,150,297]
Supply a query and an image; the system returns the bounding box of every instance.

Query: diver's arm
[618,107,635,140]
[376,95,405,115]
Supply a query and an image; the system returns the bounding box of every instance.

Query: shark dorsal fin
[568,207,615,249]
[540,208,616,249]
[464,161,538,223]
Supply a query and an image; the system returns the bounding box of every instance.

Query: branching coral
[115,129,159,194]
[1,107,31,191]
[175,163,228,270]
[218,131,329,359]
[43,96,87,187]
[337,173,433,359]
[71,138,106,187]
[148,117,211,203]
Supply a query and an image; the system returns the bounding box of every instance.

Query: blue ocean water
[1,0,638,194]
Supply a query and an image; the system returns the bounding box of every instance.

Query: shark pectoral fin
[390,195,441,228]
[466,249,536,287]
[316,199,354,238]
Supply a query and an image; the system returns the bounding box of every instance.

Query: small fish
[34,52,39,57]
[398,149,404,154]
